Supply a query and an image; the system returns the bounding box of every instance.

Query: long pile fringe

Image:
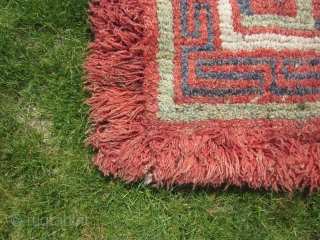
[84,0,320,192]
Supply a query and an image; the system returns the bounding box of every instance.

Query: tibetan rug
[84,0,320,192]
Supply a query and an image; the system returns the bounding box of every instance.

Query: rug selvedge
[85,0,320,192]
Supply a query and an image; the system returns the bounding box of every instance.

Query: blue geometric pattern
[180,0,320,98]
[236,0,320,30]
[236,0,253,16]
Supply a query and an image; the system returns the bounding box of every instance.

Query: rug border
[85,0,320,192]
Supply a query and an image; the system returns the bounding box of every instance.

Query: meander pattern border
[156,0,320,122]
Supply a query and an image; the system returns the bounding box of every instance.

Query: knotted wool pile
[84,0,320,192]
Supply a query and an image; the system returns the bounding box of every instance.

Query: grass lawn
[0,0,319,239]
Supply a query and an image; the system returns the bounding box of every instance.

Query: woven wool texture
[85,0,320,192]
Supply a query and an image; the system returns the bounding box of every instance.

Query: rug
[84,0,320,192]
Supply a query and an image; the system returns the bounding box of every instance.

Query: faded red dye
[84,0,320,192]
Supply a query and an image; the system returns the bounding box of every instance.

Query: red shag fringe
[84,0,320,192]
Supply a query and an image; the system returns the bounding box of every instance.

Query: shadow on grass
[94,167,315,199]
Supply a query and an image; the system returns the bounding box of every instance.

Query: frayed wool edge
[84,0,320,193]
